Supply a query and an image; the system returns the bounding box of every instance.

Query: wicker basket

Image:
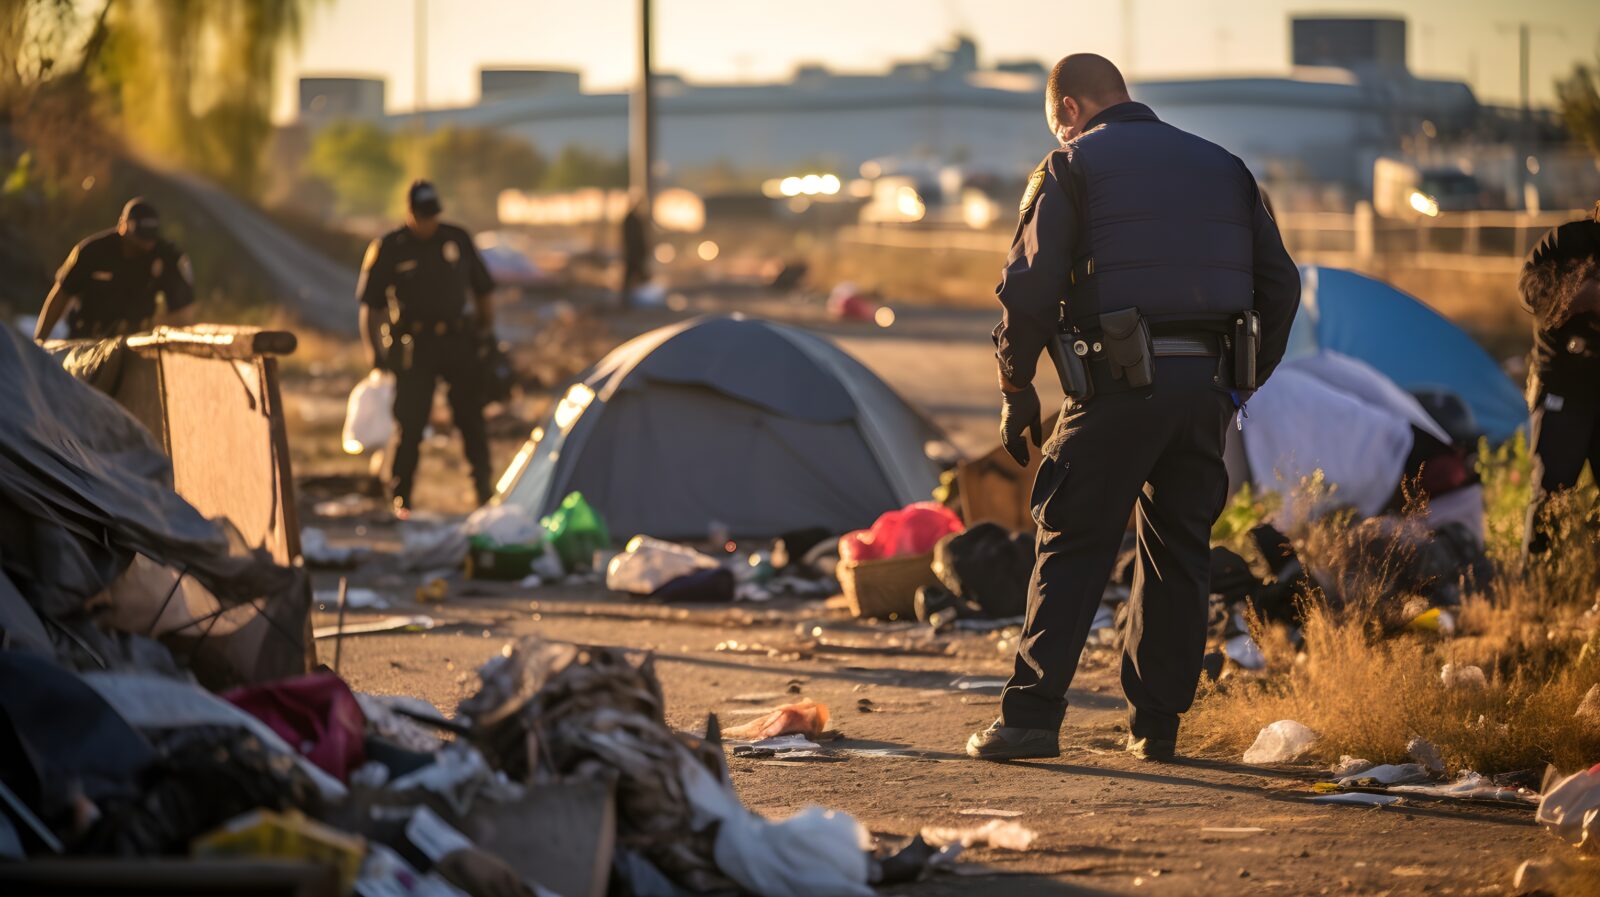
[837,551,940,620]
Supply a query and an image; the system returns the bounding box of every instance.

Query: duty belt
[397,320,470,337]
[1071,332,1220,358]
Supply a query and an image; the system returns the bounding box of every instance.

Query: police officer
[966,54,1301,763]
[358,180,497,516]
[1519,203,1600,558]
[34,197,195,340]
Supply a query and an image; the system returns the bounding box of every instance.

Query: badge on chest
[442,240,460,264]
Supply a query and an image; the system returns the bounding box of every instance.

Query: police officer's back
[967,54,1301,763]
[357,180,497,515]
[1519,205,1600,557]
[35,198,195,340]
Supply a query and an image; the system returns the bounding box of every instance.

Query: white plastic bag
[463,504,541,547]
[1538,765,1600,850]
[605,535,720,594]
[342,369,395,455]
[1242,720,1318,764]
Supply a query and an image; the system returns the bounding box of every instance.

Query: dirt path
[290,292,1555,895]
[319,561,1554,897]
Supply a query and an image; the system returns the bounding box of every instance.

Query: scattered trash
[1513,858,1555,892]
[342,368,395,455]
[312,494,384,519]
[654,567,738,604]
[1389,771,1537,804]
[1310,793,1403,806]
[957,808,1025,818]
[302,527,364,568]
[518,573,544,589]
[921,819,1038,852]
[316,587,388,610]
[1335,763,1431,787]
[1223,633,1266,670]
[722,699,830,741]
[400,522,471,572]
[459,638,873,895]
[606,535,721,594]
[1331,756,1376,777]
[464,503,543,547]
[354,693,447,754]
[1243,720,1318,764]
[839,502,963,563]
[1575,684,1600,724]
[1406,607,1455,635]
[415,578,448,604]
[1537,764,1600,850]
[1407,736,1446,776]
[223,672,368,781]
[313,615,436,640]
[747,735,824,752]
[192,808,365,893]
[1439,663,1487,690]
[540,492,610,573]
[950,677,1008,693]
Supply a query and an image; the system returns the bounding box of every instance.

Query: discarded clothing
[224,672,368,782]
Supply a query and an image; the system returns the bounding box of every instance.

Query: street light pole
[631,0,656,213]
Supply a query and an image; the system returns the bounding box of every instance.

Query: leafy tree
[1557,58,1600,158]
[70,0,318,196]
[541,144,629,191]
[309,121,403,217]
[407,126,545,228]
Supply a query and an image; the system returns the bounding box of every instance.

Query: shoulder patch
[1019,168,1047,213]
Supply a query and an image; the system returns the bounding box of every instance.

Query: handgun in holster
[1231,310,1261,391]
[1050,330,1094,402]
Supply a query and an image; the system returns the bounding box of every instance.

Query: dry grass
[1187,456,1600,775]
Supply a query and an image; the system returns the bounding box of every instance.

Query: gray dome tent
[494,315,943,540]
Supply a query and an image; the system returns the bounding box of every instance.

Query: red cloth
[223,672,367,781]
[839,502,963,563]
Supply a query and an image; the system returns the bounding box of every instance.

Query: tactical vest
[1063,113,1256,331]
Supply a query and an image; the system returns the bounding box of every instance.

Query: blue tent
[1282,266,1527,443]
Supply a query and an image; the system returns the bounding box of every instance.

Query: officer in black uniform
[1519,204,1600,558]
[34,197,195,340]
[357,180,497,516]
[967,54,1301,763]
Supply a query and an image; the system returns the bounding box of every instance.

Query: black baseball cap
[408,180,442,217]
[120,197,160,236]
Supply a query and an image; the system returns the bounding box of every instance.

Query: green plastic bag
[540,491,610,572]
[465,533,545,581]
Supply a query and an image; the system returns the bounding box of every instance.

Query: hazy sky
[273,0,1600,120]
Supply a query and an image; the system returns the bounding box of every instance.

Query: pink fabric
[839,502,963,563]
[223,672,367,781]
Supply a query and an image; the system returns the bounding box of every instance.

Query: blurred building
[295,23,1590,212]
[298,76,386,123]
[479,68,582,102]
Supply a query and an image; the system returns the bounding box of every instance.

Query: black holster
[1049,333,1094,402]
[1099,308,1154,389]
[1231,310,1260,391]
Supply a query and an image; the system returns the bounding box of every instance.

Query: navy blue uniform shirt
[52,229,194,339]
[992,102,1300,389]
[357,222,494,325]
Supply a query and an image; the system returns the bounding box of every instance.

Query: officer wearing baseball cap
[34,197,196,340]
[1519,201,1600,559]
[357,180,498,516]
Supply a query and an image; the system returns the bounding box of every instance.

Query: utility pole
[631,0,656,215]
[1496,21,1557,210]
[412,0,429,170]
[1122,0,1135,74]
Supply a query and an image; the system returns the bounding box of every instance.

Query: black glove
[1000,385,1043,467]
